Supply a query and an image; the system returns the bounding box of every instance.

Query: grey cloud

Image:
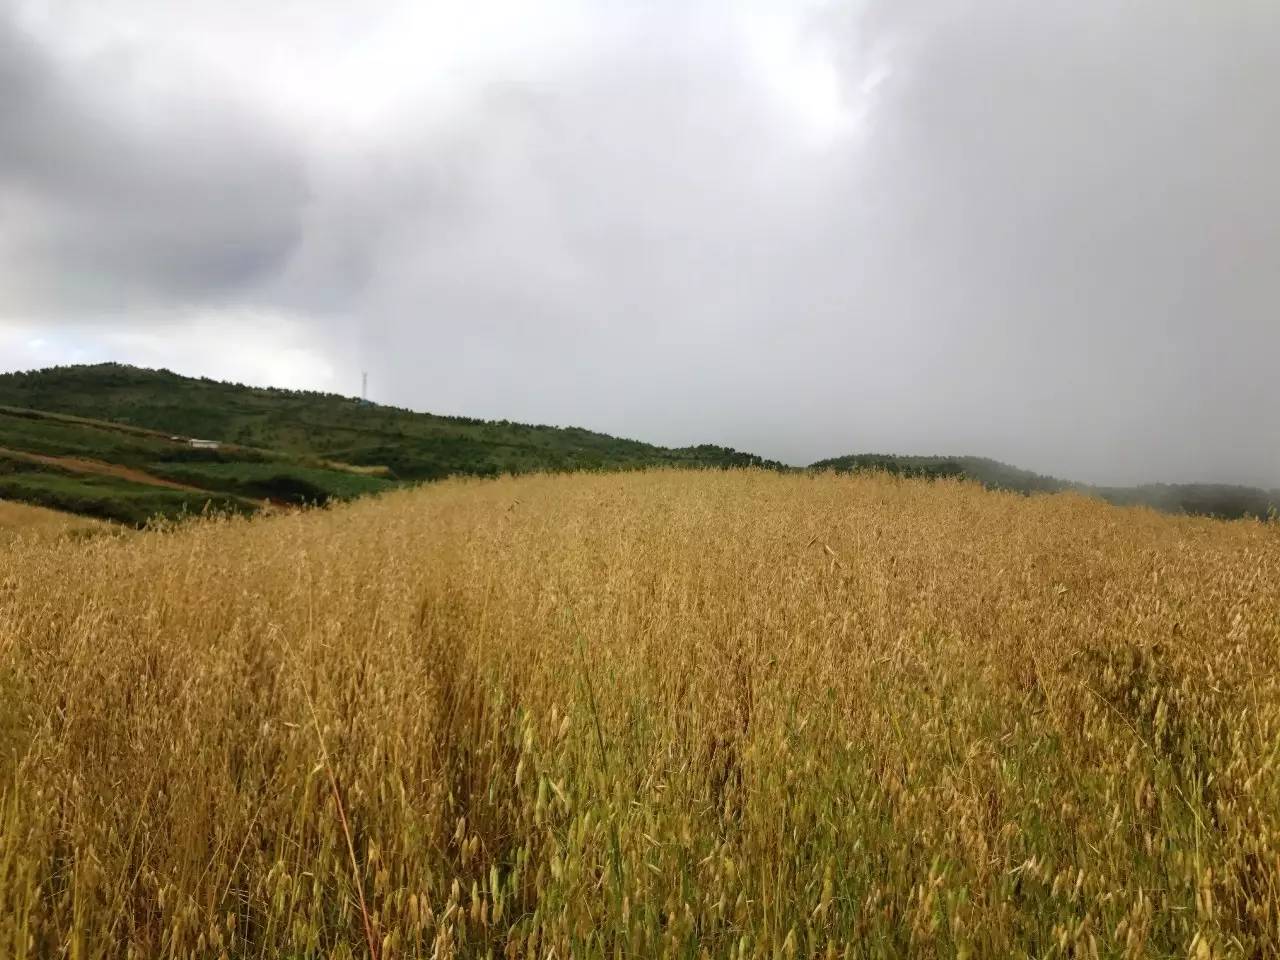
[813,0,1280,484]
[0,10,307,312]
[3,2,1279,487]
[292,3,1280,485]
[280,21,860,437]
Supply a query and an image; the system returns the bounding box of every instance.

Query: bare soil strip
[0,446,215,493]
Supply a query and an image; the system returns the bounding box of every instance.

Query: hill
[810,453,1065,493]
[0,363,783,525]
[0,364,784,481]
[0,363,1274,524]
[0,402,392,525]
[813,452,1280,520]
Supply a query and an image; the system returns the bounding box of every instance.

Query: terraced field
[0,405,393,525]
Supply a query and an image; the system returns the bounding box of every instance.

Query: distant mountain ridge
[809,453,1065,492]
[811,453,1280,520]
[0,363,1274,524]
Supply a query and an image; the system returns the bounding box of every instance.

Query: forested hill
[812,453,1280,520]
[0,364,783,480]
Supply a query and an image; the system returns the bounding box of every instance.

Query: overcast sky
[2,1,1278,485]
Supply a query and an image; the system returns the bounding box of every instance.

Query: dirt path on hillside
[0,446,218,493]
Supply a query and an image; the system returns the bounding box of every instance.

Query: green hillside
[813,452,1280,520]
[0,391,400,525]
[0,364,783,481]
[1,363,1274,525]
[0,452,250,527]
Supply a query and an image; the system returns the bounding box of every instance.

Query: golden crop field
[1,470,1278,959]
[0,499,110,545]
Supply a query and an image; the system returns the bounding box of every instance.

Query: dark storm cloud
[0,10,307,311]
[3,2,1279,486]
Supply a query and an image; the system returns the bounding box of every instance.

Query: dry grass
[320,460,396,478]
[0,498,110,544]
[1,469,1278,959]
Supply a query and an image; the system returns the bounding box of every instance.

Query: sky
[2,1,1278,486]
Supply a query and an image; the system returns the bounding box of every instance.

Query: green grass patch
[0,462,253,526]
[148,460,396,504]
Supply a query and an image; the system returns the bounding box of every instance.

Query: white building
[188,439,220,450]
